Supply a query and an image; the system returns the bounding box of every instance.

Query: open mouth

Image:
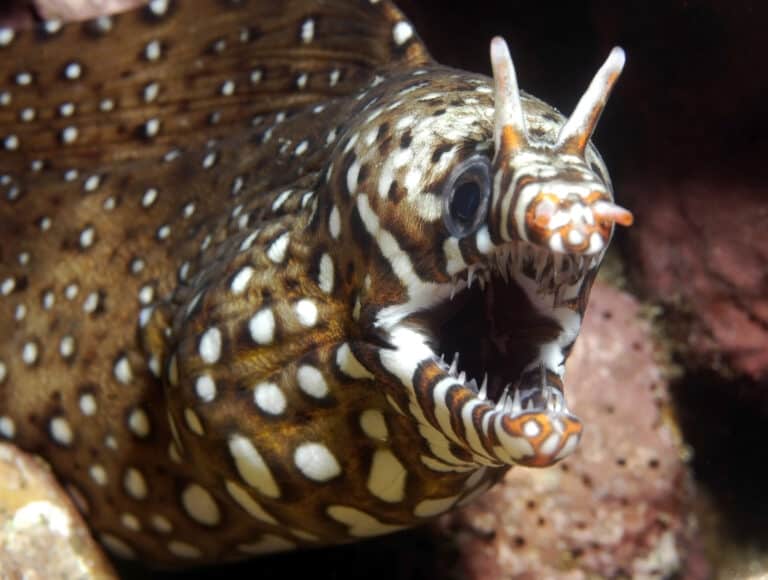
[415,241,596,421]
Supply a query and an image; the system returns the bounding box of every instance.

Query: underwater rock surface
[0,442,117,579]
[627,180,768,382]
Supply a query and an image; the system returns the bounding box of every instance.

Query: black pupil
[450,180,482,224]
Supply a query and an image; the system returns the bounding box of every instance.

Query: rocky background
[2,1,767,578]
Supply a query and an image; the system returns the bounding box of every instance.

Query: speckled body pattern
[0,0,630,567]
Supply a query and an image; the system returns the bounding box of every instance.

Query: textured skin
[0,0,627,568]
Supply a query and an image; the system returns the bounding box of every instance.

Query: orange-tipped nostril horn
[594,201,634,227]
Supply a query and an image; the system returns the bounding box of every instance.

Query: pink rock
[626,180,768,380]
[436,283,704,579]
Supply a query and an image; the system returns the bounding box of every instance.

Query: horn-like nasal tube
[556,46,626,155]
[490,37,527,155]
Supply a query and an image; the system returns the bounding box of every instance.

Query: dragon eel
[0,0,631,566]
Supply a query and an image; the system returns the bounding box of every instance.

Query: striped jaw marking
[371,39,631,470]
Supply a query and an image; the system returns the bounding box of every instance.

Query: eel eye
[443,155,491,238]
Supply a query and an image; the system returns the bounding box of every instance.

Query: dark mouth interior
[428,271,563,405]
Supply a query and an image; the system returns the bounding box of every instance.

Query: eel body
[0,0,630,566]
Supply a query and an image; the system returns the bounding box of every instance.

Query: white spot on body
[266,232,290,263]
[150,515,173,533]
[254,383,287,415]
[0,27,14,47]
[326,505,404,537]
[168,541,202,559]
[79,226,95,248]
[367,449,407,503]
[225,481,277,524]
[414,495,459,517]
[294,442,341,482]
[4,134,19,150]
[101,534,135,559]
[300,19,315,43]
[124,468,148,500]
[128,408,151,437]
[79,393,97,416]
[64,283,79,300]
[89,465,108,486]
[121,513,141,531]
[156,224,171,240]
[228,435,281,498]
[220,80,235,96]
[248,308,275,345]
[143,82,160,103]
[329,206,341,239]
[83,174,101,191]
[21,341,38,366]
[114,356,132,385]
[184,408,205,435]
[360,409,388,441]
[83,292,100,313]
[202,151,218,169]
[15,72,32,86]
[294,299,318,327]
[181,484,221,526]
[199,327,222,364]
[60,126,78,144]
[231,266,254,295]
[317,253,334,294]
[144,118,161,138]
[20,107,35,122]
[294,140,309,156]
[63,61,82,80]
[195,375,217,403]
[0,416,16,439]
[50,417,73,446]
[144,39,162,61]
[148,0,169,15]
[59,335,75,358]
[296,365,329,399]
[1,277,15,295]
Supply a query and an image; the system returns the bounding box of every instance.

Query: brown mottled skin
[0,0,628,568]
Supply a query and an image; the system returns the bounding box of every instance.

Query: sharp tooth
[466,378,478,392]
[525,399,535,411]
[448,352,459,375]
[479,373,488,400]
[478,275,486,291]
[510,387,522,415]
[467,266,475,289]
[458,371,466,383]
